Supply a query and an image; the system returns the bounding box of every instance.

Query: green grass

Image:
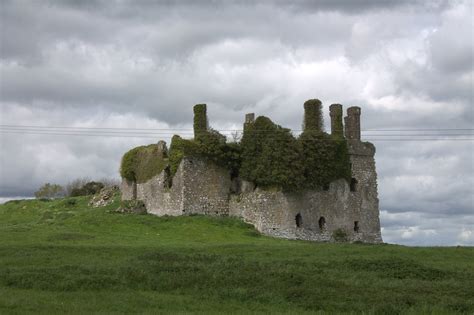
[0,196,473,314]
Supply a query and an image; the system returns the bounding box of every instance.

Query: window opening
[354,221,360,233]
[295,213,302,228]
[318,217,326,231]
[350,178,358,192]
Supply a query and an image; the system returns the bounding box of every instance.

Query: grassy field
[0,195,473,314]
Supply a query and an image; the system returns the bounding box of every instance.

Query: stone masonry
[121,102,383,243]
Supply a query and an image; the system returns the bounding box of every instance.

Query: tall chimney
[193,104,208,140]
[303,99,323,132]
[344,106,361,140]
[244,113,255,132]
[329,104,343,138]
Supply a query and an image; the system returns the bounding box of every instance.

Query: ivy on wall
[303,99,323,132]
[193,104,208,141]
[120,144,169,183]
[240,116,304,191]
[120,101,352,191]
[299,130,351,189]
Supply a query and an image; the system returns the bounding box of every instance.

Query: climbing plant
[240,116,304,191]
[193,104,208,141]
[303,99,323,132]
[299,130,351,189]
[120,144,169,183]
[121,101,352,192]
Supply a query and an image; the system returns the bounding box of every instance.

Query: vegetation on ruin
[240,116,305,190]
[303,99,323,132]
[121,102,352,191]
[330,103,344,139]
[193,103,208,141]
[168,131,241,177]
[1,197,473,314]
[299,131,352,189]
[120,144,168,183]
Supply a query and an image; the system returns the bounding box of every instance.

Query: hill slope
[0,196,473,314]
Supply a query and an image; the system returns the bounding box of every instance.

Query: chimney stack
[344,106,361,140]
[193,104,208,140]
[329,104,343,138]
[303,99,323,132]
[244,113,255,132]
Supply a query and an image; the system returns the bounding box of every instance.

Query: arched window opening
[318,217,326,231]
[295,213,302,228]
[350,178,358,192]
[354,221,360,233]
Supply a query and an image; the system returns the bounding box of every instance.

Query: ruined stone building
[120,100,382,243]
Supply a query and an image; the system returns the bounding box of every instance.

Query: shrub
[332,228,348,242]
[63,199,77,206]
[118,200,147,214]
[70,181,104,197]
[34,183,64,199]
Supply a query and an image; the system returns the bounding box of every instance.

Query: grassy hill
[0,195,473,314]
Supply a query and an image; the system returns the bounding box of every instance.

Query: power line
[0,127,472,137]
[1,124,473,132]
[1,130,473,141]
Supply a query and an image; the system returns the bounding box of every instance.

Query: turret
[329,104,344,139]
[344,106,361,140]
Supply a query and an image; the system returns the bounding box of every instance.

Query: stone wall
[228,140,382,243]
[120,139,382,243]
[181,157,231,215]
[122,156,231,216]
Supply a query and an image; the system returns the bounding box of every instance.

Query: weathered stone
[157,140,168,158]
[344,106,361,140]
[89,186,119,207]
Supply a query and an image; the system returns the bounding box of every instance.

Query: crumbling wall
[181,157,231,215]
[121,156,231,216]
[229,175,381,243]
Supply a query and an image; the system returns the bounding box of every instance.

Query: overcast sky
[1,0,473,246]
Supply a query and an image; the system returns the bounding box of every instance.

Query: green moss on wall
[193,104,208,140]
[330,104,344,139]
[120,144,168,183]
[303,99,323,132]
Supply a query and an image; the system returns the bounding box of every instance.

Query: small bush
[70,181,104,197]
[35,183,64,199]
[63,199,77,206]
[118,200,147,214]
[332,228,348,242]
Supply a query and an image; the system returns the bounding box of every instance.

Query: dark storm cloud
[0,0,472,245]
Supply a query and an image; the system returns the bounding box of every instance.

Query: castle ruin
[120,100,382,243]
